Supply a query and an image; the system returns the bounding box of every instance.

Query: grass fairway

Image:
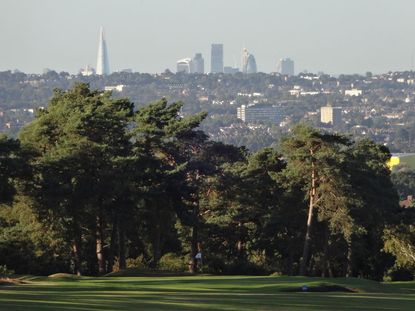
[0,275,414,310]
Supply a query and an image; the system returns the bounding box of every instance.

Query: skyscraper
[242,48,257,74]
[320,106,342,126]
[277,58,294,76]
[211,44,223,73]
[96,27,110,75]
[241,48,249,73]
[246,55,257,74]
[192,53,204,73]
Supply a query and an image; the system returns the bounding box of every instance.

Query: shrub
[0,265,14,277]
[384,266,414,281]
[126,255,146,270]
[158,253,186,272]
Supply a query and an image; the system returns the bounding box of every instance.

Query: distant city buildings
[177,58,193,73]
[211,44,224,73]
[320,106,342,126]
[241,48,257,74]
[79,65,95,76]
[176,53,204,74]
[96,27,110,75]
[277,58,294,76]
[224,66,239,74]
[237,104,282,123]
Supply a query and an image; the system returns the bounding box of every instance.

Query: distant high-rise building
[277,58,294,76]
[192,53,204,73]
[241,48,257,74]
[237,104,283,123]
[320,106,342,126]
[246,55,257,74]
[211,44,223,73]
[241,48,249,73]
[177,58,193,73]
[96,27,110,75]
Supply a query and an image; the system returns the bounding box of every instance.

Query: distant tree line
[0,83,414,280]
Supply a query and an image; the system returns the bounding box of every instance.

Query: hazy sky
[1,0,415,75]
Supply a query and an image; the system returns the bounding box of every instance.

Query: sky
[1,0,415,75]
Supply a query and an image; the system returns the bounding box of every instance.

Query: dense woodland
[0,83,414,280]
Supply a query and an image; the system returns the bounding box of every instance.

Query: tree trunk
[107,214,118,273]
[328,260,334,277]
[189,224,198,274]
[72,223,82,276]
[152,221,162,267]
[346,240,352,277]
[118,222,127,270]
[236,222,244,259]
[96,212,105,275]
[300,156,317,276]
[287,245,294,276]
[72,239,82,276]
[321,225,329,277]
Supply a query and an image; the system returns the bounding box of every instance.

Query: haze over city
[1,0,415,75]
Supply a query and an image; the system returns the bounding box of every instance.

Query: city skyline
[1,0,415,74]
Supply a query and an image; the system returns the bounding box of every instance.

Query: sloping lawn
[0,275,414,310]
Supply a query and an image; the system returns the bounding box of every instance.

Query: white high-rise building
[320,106,342,126]
[96,27,110,75]
[177,58,193,73]
[237,104,283,123]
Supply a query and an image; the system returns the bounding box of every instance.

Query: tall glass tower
[277,58,294,76]
[246,54,257,74]
[96,27,110,75]
[211,44,223,73]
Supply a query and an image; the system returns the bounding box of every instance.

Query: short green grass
[0,275,414,310]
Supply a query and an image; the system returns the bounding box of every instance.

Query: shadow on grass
[0,276,413,311]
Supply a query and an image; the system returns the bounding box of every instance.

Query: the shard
[96,27,110,75]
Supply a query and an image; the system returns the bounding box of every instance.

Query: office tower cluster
[177,44,293,75]
[176,53,205,74]
[277,58,294,76]
[176,44,223,74]
[87,28,296,76]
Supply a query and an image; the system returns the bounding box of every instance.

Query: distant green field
[0,275,414,310]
